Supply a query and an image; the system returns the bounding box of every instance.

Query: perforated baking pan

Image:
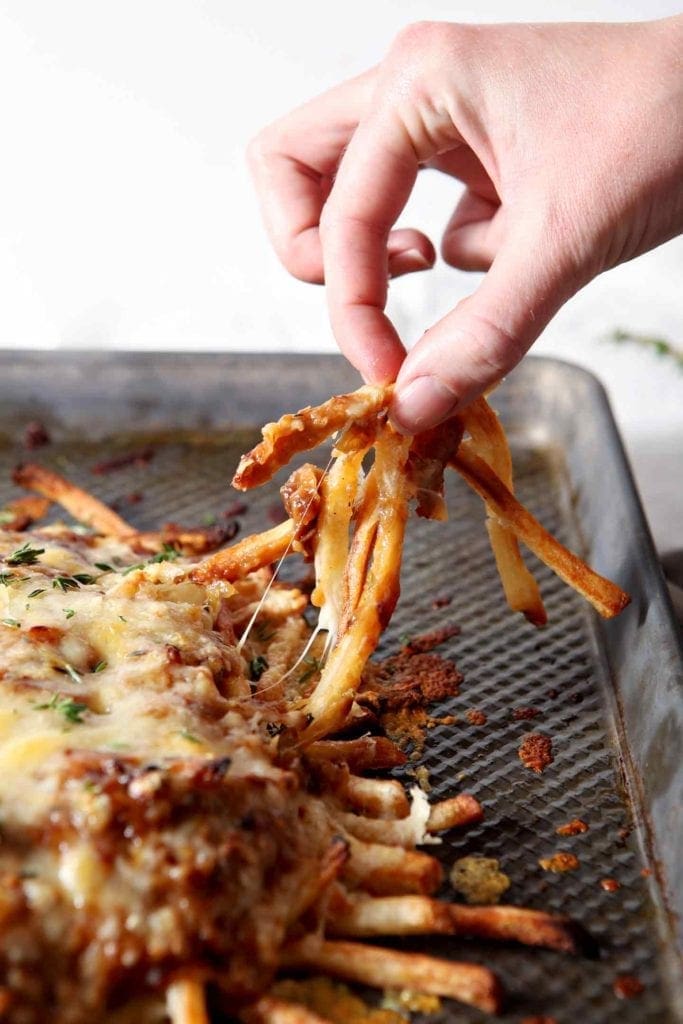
[0,351,681,1023]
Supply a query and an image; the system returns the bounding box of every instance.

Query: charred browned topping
[363,650,462,709]
[23,421,51,450]
[512,706,541,721]
[91,447,156,475]
[613,975,644,999]
[600,878,621,892]
[519,733,553,774]
[466,709,487,726]
[400,625,460,655]
[538,853,580,873]
[556,818,588,836]
[431,594,452,609]
[280,464,323,530]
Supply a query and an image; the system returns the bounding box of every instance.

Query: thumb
[390,236,574,433]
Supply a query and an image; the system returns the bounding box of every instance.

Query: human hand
[248,17,683,432]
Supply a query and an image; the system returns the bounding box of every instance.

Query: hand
[248,17,683,432]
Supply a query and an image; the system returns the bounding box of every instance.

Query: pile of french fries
[9,386,628,1023]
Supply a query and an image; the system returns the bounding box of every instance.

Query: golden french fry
[233,385,390,491]
[462,398,547,624]
[451,444,630,618]
[191,519,295,584]
[13,462,134,538]
[282,939,502,1014]
[166,979,210,1024]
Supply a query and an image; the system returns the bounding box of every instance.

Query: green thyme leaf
[147,543,180,564]
[249,655,269,681]
[1,618,20,628]
[65,608,76,619]
[92,660,107,673]
[95,563,115,572]
[0,510,15,525]
[178,729,201,744]
[0,572,16,586]
[35,694,88,724]
[52,576,80,593]
[7,543,44,566]
[27,589,45,599]
[71,573,97,585]
[122,562,145,575]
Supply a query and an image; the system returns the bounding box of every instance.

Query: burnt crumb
[641,867,652,878]
[91,447,156,475]
[556,818,588,836]
[547,688,559,700]
[512,706,540,721]
[466,709,487,726]
[519,732,553,774]
[266,722,285,738]
[431,594,452,609]
[539,852,580,873]
[364,651,463,709]
[23,421,51,449]
[400,624,460,654]
[111,491,144,512]
[600,878,620,892]
[613,975,644,1000]
[617,825,632,844]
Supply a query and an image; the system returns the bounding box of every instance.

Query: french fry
[233,385,390,491]
[0,494,51,531]
[191,519,295,584]
[462,398,547,625]
[166,979,210,1024]
[240,998,333,1024]
[304,736,406,772]
[13,463,134,538]
[344,837,443,896]
[281,939,502,1014]
[451,443,630,618]
[327,893,585,953]
[342,774,410,819]
[427,793,484,832]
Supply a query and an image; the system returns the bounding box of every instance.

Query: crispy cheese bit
[282,938,502,1014]
[556,818,589,836]
[233,385,391,491]
[518,732,554,774]
[451,443,631,618]
[267,978,406,1024]
[461,397,547,625]
[13,463,135,538]
[449,856,511,905]
[539,852,581,873]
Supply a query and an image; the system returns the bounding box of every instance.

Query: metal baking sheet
[0,351,681,1023]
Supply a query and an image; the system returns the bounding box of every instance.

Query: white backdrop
[0,1,681,548]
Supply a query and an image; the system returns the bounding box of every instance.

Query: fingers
[388,228,436,278]
[391,236,571,433]
[441,190,503,271]
[247,71,375,283]
[319,110,426,384]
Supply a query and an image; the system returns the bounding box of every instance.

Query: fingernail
[388,248,432,277]
[390,376,459,434]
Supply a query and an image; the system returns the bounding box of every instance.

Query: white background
[0,1,680,549]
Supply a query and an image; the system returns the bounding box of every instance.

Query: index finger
[320,110,420,384]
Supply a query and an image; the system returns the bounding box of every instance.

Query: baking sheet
[0,351,681,1023]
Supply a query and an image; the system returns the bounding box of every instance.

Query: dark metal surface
[0,351,681,1023]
